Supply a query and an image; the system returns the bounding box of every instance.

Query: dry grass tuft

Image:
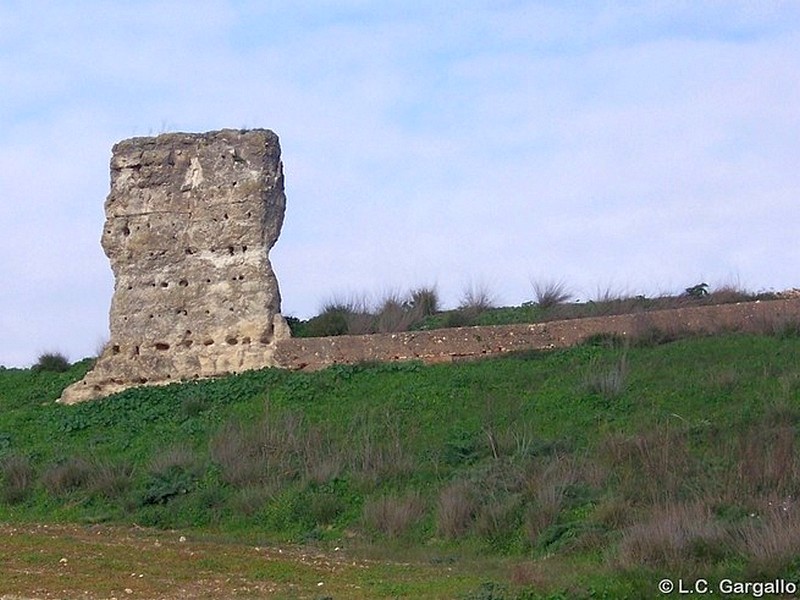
[374,291,414,333]
[598,427,696,504]
[230,485,274,516]
[437,480,479,539]
[729,422,799,501]
[348,413,415,487]
[302,424,344,485]
[531,279,572,309]
[474,494,521,539]
[736,496,800,577]
[210,413,304,487]
[459,282,495,317]
[89,460,134,500]
[583,354,628,400]
[149,445,200,477]
[0,454,35,504]
[618,501,732,568]
[363,491,426,537]
[523,454,587,545]
[42,456,93,496]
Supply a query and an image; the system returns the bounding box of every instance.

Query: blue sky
[1,1,799,367]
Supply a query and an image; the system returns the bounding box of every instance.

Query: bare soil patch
[0,523,481,599]
[0,523,360,599]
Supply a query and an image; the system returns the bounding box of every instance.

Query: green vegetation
[289,282,775,337]
[31,351,71,373]
[290,286,441,337]
[1,329,800,597]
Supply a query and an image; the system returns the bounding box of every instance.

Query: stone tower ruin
[59,129,291,404]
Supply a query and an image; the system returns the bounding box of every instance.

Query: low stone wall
[274,298,800,370]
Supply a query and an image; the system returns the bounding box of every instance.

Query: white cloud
[1,1,799,365]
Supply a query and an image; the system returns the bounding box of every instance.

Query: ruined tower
[59,129,290,403]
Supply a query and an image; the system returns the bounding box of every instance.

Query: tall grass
[437,479,479,539]
[459,282,496,316]
[292,280,788,338]
[737,498,800,577]
[348,411,415,486]
[363,491,426,537]
[0,454,35,504]
[298,287,441,337]
[210,412,306,487]
[618,501,733,568]
[2,331,800,593]
[41,456,93,496]
[531,279,572,309]
[583,353,628,400]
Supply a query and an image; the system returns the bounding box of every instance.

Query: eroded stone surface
[60,129,290,403]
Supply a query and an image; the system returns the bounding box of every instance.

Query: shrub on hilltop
[32,352,70,373]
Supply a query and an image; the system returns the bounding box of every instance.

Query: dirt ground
[0,523,484,600]
[0,523,396,599]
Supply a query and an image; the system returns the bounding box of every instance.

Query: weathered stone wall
[273,298,800,370]
[60,129,290,404]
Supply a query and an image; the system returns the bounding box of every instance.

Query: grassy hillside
[2,330,800,598]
